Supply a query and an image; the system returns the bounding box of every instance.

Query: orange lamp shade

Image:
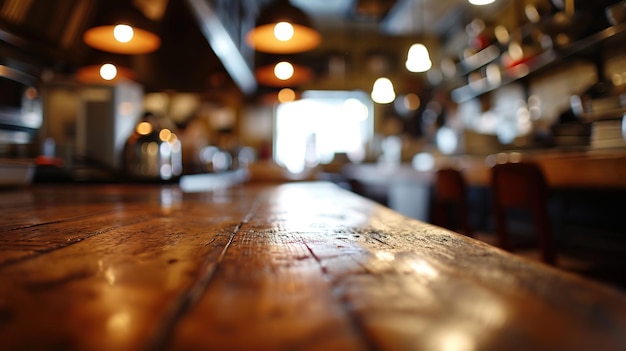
[76,64,135,84]
[246,23,320,54]
[255,63,313,87]
[246,0,321,54]
[83,4,161,54]
[83,25,161,54]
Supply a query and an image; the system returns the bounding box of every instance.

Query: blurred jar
[124,112,182,181]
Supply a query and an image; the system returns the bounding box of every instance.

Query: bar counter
[0,182,625,350]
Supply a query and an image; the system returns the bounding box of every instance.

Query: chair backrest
[435,168,467,202]
[433,168,473,237]
[491,162,555,264]
[491,162,548,209]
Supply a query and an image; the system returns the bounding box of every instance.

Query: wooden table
[0,182,625,351]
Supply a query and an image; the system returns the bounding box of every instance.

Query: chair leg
[460,202,473,237]
[535,209,557,265]
[493,208,510,251]
[431,201,444,228]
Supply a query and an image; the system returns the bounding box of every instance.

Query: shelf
[451,22,626,104]
[457,45,500,75]
[582,107,626,122]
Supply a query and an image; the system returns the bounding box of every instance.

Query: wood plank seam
[144,200,261,351]
[302,241,381,351]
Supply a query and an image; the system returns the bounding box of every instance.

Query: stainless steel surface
[0,65,42,131]
[124,115,182,180]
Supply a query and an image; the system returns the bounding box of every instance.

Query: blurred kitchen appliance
[77,81,143,171]
[0,65,42,147]
[123,112,182,181]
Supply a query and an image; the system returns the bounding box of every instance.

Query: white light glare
[274,61,294,80]
[274,22,294,41]
[406,43,432,73]
[371,77,396,104]
[113,24,134,43]
[100,63,117,80]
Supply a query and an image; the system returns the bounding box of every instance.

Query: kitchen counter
[343,149,626,222]
[0,182,625,350]
[345,148,626,189]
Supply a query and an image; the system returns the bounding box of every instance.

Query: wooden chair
[432,168,473,237]
[491,162,556,265]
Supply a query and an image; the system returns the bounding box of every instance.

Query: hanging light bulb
[278,88,296,103]
[371,77,396,104]
[99,63,118,80]
[113,24,134,43]
[274,22,294,41]
[274,62,295,80]
[405,43,432,73]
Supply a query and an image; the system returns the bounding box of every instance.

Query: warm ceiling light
[83,5,160,54]
[113,24,134,43]
[406,43,432,73]
[278,88,296,103]
[468,0,496,5]
[371,77,396,104]
[76,60,135,84]
[255,63,313,87]
[77,49,135,84]
[84,25,159,54]
[261,88,301,105]
[274,22,294,41]
[246,0,321,53]
[274,62,295,80]
[99,63,118,80]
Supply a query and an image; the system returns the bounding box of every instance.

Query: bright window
[274,91,373,173]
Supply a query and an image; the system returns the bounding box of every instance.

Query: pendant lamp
[246,0,321,54]
[405,43,432,72]
[255,61,313,87]
[405,1,432,73]
[371,77,396,104]
[83,4,161,54]
[76,51,135,84]
[259,87,302,105]
[77,64,135,83]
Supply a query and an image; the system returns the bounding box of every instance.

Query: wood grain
[0,182,625,351]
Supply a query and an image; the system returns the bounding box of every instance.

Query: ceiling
[0,0,507,95]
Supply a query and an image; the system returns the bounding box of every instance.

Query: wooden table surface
[0,182,625,351]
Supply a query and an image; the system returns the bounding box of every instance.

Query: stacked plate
[590,119,626,149]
